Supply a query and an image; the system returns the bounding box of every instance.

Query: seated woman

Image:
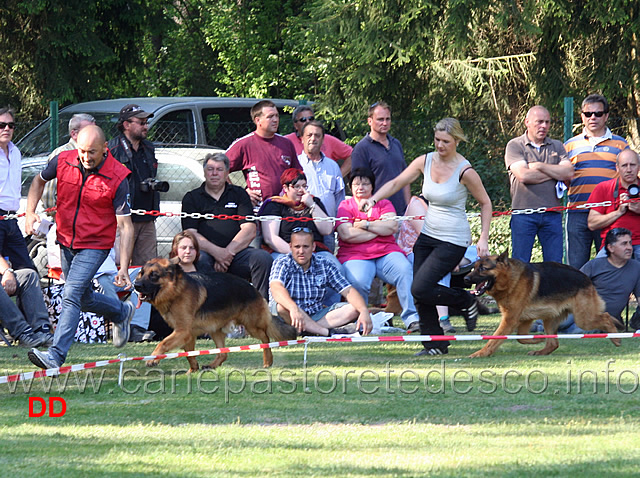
[336,167,419,331]
[169,231,199,274]
[261,168,343,305]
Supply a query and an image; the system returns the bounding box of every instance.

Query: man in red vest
[25,125,136,369]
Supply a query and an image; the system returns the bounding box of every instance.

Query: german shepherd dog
[464,251,622,357]
[134,258,297,372]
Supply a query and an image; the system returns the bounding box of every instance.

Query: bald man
[25,125,136,369]
[505,105,574,262]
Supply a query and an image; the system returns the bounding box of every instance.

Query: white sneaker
[113,300,135,347]
[370,312,394,335]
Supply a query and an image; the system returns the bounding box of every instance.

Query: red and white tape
[2,332,638,385]
[0,339,306,385]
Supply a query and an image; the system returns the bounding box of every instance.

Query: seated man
[587,149,640,259]
[182,152,273,299]
[532,227,640,333]
[269,228,372,337]
[0,256,53,348]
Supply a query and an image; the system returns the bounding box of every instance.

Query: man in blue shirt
[351,102,410,215]
[269,228,371,336]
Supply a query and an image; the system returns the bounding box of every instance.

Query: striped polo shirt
[565,128,628,209]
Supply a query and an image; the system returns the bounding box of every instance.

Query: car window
[149,109,196,145]
[21,163,44,196]
[157,161,203,202]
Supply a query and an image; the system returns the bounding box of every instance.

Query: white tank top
[421,152,472,247]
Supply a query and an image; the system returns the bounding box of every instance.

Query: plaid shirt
[269,253,351,316]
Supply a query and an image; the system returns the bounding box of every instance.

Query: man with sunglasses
[565,94,629,268]
[284,105,353,178]
[0,106,54,348]
[108,104,159,266]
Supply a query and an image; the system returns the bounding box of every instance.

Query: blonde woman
[360,118,492,356]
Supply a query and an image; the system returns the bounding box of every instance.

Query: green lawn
[2,314,640,477]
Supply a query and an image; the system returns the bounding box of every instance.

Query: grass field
[2,313,640,477]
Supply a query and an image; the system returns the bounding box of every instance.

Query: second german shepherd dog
[134,258,297,372]
[464,251,622,357]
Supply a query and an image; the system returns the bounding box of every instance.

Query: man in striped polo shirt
[565,94,629,268]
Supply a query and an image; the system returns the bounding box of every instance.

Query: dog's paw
[146,359,160,368]
[469,350,490,358]
[610,338,622,347]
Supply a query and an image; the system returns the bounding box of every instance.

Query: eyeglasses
[295,116,314,123]
[289,183,307,190]
[582,111,607,118]
[127,119,149,126]
[291,227,312,234]
[0,122,15,130]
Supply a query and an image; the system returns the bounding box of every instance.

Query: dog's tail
[267,314,298,341]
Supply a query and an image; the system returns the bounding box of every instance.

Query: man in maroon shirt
[226,100,300,209]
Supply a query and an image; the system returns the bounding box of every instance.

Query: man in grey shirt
[533,227,640,333]
[505,105,574,262]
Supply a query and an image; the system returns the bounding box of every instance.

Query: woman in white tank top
[359,118,492,356]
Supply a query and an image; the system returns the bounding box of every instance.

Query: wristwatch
[2,268,14,275]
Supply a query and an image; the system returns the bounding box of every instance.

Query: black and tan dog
[134,258,296,372]
[464,251,622,357]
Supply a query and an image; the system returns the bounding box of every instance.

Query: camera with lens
[140,178,170,193]
[627,184,640,199]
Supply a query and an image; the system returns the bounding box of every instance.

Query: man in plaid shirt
[269,228,371,336]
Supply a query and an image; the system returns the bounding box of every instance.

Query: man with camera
[109,104,162,266]
[588,149,640,259]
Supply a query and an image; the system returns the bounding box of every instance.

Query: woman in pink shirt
[336,168,419,330]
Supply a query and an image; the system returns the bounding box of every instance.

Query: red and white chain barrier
[2,332,639,387]
[2,199,630,223]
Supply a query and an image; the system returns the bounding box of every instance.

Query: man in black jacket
[108,104,159,267]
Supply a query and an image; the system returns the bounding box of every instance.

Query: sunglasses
[296,116,314,123]
[291,227,312,234]
[582,111,607,118]
[127,119,149,126]
[0,122,16,130]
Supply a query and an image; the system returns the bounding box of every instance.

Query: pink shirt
[336,197,405,263]
[284,132,353,162]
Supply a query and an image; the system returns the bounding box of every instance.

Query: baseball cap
[119,104,154,122]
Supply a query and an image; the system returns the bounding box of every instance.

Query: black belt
[0,209,17,215]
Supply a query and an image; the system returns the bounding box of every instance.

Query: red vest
[55,150,131,249]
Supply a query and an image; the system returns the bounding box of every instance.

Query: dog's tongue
[136,299,142,309]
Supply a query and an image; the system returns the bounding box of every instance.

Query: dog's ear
[168,262,183,280]
[497,250,509,263]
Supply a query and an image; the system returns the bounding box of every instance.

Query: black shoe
[414,347,448,356]
[407,321,420,334]
[328,323,358,336]
[17,331,48,348]
[35,331,54,348]
[461,295,479,332]
[129,325,156,343]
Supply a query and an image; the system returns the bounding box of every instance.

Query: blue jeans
[96,268,151,329]
[48,247,129,365]
[343,252,418,327]
[567,211,602,269]
[510,212,563,263]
